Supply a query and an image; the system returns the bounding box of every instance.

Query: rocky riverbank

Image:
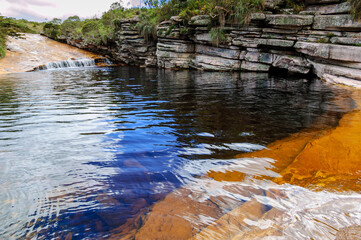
[59,0,361,88]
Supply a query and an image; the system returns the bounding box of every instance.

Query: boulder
[272,55,311,74]
[189,15,211,26]
[170,16,183,23]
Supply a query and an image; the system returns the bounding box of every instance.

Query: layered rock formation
[60,0,361,87]
[62,17,157,67]
[154,0,361,87]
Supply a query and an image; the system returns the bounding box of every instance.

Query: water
[0,67,357,239]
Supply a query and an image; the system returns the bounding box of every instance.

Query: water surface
[0,67,356,239]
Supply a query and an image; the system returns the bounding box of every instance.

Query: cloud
[129,0,143,7]
[5,6,48,21]
[0,0,139,22]
[4,0,57,7]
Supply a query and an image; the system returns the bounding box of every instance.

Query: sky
[0,0,143,22]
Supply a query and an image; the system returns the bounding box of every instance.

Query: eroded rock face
[59,1,361,86]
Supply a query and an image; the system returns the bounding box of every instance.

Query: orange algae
[208,89,361,192]
[191,88,361,240]
[119,87,361,240]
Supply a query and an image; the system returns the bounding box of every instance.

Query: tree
[50,18,62,25]
[66,15,81,22]
[60,16,81,37]
[110,1,124,10]
[143,0,167,8]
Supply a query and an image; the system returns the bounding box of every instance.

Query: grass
[350,0,361,21]
[210,27,227,46]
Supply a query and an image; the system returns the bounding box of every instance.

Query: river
[0,35,361,240]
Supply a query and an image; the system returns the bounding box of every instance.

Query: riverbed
[0,35,360,240]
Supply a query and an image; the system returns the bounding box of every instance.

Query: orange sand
[0,33,98,74]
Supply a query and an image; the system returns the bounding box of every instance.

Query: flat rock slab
[295,41,361,63]
[157,42,195,53]
[307,2,350,15]
[195,45,240,59]
[194,55,241,71]
[266,14,314,27]
[313,15,361,30]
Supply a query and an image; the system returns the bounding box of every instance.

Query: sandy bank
[0,33,98,74]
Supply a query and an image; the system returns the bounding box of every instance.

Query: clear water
[0,67,355,239]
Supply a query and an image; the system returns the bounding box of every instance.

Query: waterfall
[30,57,114,72]
[39,58,96,70]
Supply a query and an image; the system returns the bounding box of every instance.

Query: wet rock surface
[0,34,98,74]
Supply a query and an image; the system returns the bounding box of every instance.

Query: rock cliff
[63,0,361,87]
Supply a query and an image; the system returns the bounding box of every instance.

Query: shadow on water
[0,66,354,239]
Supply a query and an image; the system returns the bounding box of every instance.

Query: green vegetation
[326,33,335,38]
[144,0,264,24]
[135,10,159,42]
[210,27,227,46]
[41,0,265,45]
[350,0,361,21]
[0,15,41,59]
[315,38,328,43]
[284,0,305,13]
[42,3,141,45]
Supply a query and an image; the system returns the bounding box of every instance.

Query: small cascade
[40,58,96,70]
[31,57,114,71]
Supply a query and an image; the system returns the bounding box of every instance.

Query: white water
[40,58,97,70]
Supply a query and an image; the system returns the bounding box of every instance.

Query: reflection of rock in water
[123,88,361,240]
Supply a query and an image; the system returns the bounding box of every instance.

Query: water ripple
[0,67,355,239]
